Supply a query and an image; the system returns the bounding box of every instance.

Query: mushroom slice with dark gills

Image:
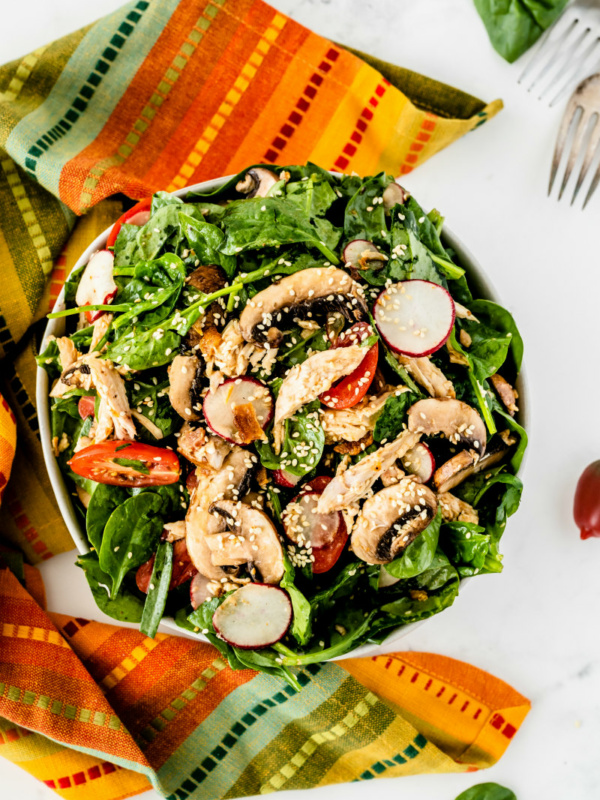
[317,429,422,514]
[351,478,437,564]
[235,167,279,198]
[433,430,517,493]
[272,345,367,451]
[50,358,93,398]
[168,354,203,421]
[185,447,256,581]
[206,500,285,584]
[239,267,367,346]
[408,398,487,455]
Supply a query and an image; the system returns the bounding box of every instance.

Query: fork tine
[582,153,600,208]
[572,114,600,204]
[548,38,600,107]
[522,19,579,93]
[538,27,591,100]
[558,108,589,199]
[549,99,581,196]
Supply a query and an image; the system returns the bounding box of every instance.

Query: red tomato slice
[78,395,96,419]
[68,440,180,486]
[319,321,378,410]
[136,538,197,594]
[284,476,348,574]
[106,197,152,248]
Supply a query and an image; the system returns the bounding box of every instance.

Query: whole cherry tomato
[574,460,600,539]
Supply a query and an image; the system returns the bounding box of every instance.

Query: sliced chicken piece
[90,314,113,352]
[93,396,114,443]
[317,429,421,514]
[333,432,373,456]
[454,302,479,322]
[394,353,455,398]
[273,345,366,452]
[437,492,479,525]
[351,478,438,564]
[380,463,405,487]
[186,447,256,581]
[206,499,284,584]
[87,357,136,441]
[320,388,399,444]
[490,374,519,416]
[206,319,260,378]
[163,520,187,542]
[55,337,80,371]
[168,354,202,420]
[177,422,232,473]
[446,338,469,367]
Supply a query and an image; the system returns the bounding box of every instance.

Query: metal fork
[549,73,600,207]
[518,0,600,107]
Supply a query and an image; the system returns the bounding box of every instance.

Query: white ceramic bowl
[36,174,528,657]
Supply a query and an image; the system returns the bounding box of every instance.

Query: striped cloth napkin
[0,1,527,797]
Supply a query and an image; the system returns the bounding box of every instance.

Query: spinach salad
[39,164,526,689]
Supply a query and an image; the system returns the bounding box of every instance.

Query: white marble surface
[3,1,600,798]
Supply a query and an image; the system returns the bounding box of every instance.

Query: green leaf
[140,541,173,639]
[86,485,129,553]
[373,391,419,443]
[454,783,517,800]
[99,493,165,597]
[474,0,568,62]
[280,554,312,645]
[469,299,524,373]
[440,521,492,577]
[76,553,145,622]
[107,327,181,371]
[380,551,459,621]
[179,212,236,277]
[385,507,442,579]
[344,172,391,245]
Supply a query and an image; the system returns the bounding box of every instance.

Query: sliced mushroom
[317,429,421,514]
[238,267,367,346]
[433,430,517,493]
[408,398,487,455]
[382,182,409,211]
[351,478,437,564]
[50,359,93,397]
[168,355,203,420]
[185,447,257,580]
[235,168,279,198]
[206,499,285,584]
[394,353,455,399]
[187,264,227,295]
[183,264,227,351]
[437,492,479,525]
[490,374,519,416]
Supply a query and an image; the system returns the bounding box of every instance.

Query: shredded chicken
[90,314,113,352]
[446,338,470,366]
[177,423,232,473]
[87,358,136,441]
[380,463,405,487]
[55,337,80,370]
[163,521,186,542]
[205,319,260,378]
[490,374,519,416]
[394,353,455,398]
[317,429,421,514]
[437,492,479,525]
[232,403,267,444]
[320,388,399,444]
[273,345,367,452]
[454,302,479,322]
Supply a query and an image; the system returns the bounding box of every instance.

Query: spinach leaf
[134,253,186,288]
[474,0,567,62]
[454,783,517,800]
[179,212,236,277]
[459,319,511,382]
[219,197,339,262]
[448,328,496,435]
[86,484,128,552]
[385,507,442,579]
[151,190,183,213]
[457,472,523,543]
[496,407,528,472]
[128,378,181,440]
[114,203,201,266]
[344,172,391,245]
[256,401,324,478]
[373,391,419,443]
[113,457,150,474]
[440,521,493,577]
[388,223,443,285]
[76,553,145,622]
[140,541,173,639]
[285,176,338,218]
[107,327,181,371]
[281,554,312,645]
[99,492,165,596]
[278,327,330,367]
[380,551,460,622]
[469,299,524,373]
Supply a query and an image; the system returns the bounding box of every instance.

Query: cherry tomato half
[136,538,197,593]
[319,321,378,410]
[574,460,600,539]
[78,395,96,419]
[106,197,152,249]
[68,440,180,486]
[285,475,348,574]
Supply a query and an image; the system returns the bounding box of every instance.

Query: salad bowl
[36,170,528,666]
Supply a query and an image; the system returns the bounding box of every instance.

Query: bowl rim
[36,172,529,658]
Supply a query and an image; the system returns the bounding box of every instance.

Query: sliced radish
[382,182,409,210]
[283,477,348,574]
[126,209,152,227]
[203,377,273,445]
[190,572,214,610]
[343,240,386,271]
[373,279,455,358]
[274,469,301,488]
[378,566,400,588]
[75,249,117,323]
[401,442,435,483]
[212,583,292,649]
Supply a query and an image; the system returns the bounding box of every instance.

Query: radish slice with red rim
[76,249,117,323]
[343,240,386,271]
[282,492,340,549]
[274,469,301,488]
[203,377,273,445]
[373,279,455,357]
[401,442,435,483]
[212,583,292,648]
